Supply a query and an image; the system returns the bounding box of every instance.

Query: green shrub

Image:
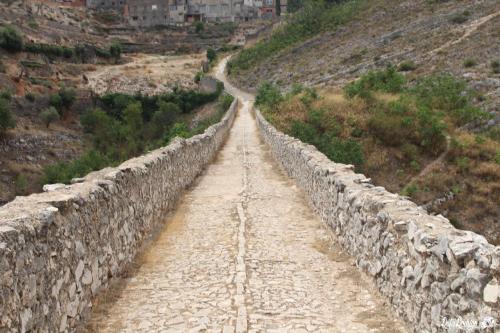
[40,107,60,128]
[95,47,111,58]
[0,90,12,100]
[42,150,111,185]
[456,156,470,172]
[28,20,39,29]
[299,87,319,106]
[401,183,418,197]
[165,122,190,143]
[450,12,469,24]
[59,88,76,109]
[24,42,74,58]
[152,101,181,138]
[15,174,27,194]
[207,48,216,63]
[368,109,408,146]
[0,98,15,135]
[194,21,204,34]
[398,60,417,72]
[109,42,122,62]
[255,82,283,110]
[25,92,36,102]
[49,93,62,109]
[0,26,23,52]
[344,66,406,98]
[491,60,500,74]
[463,59,477,68]
[50,88,76,115]
[413,73,489,125]
[194,71,204,83]
[218,94,234,111]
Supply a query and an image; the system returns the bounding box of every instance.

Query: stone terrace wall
[254,109,500,332]
[0,99,237,333]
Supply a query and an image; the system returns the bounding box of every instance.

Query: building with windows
[86,0,126,10]
[87,0,278,27]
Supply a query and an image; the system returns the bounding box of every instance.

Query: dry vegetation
[256,70,499,244]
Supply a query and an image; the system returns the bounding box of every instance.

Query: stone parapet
[254,108,500,332]
[0,99,238,332]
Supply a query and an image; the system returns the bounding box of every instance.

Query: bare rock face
[254,107,500,333]
[0,99,237,332]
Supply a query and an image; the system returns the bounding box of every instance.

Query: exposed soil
[87,53,204,95]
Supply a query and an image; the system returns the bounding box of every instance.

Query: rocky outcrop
[0,99,237,332]
[254,108,500,332]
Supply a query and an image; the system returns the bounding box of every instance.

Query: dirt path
[86,53,204,95]
[83,58,408,333]
[428,10,500,56]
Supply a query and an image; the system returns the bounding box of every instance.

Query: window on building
[170,5,177,10]
[152,4,157,10]
[132,16,138,20]
[265,0,272,5]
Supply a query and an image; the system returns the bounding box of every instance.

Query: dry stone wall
[254,108,500,333]
[0,99,237,333]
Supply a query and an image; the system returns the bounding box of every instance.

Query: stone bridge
[0,58,499,333]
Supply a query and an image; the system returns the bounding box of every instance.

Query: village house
[86,0,284,27]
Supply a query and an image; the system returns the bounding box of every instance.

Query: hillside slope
[232,0,499,113]
[230,0,500,244]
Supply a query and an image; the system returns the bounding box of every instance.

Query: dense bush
[463,58,477,68]
[289,107,364,166]
[109,42,122,62]
[398,60,417,72]
[367,98,447,154]
[344,66,406,98]
[412,73,489,125]
[0,98,15,135]
[42,150,111,184]
[45,85,230,185]
[255,82,283,110]
[207,48,216,64]
[40,107,60,128]
[228,0,364,72]
[24,42,74,58]
[25,92,36,102]
[49,88,76,115]
[491,60,500,74]
[195,21,204,34]
[0,26,23,52]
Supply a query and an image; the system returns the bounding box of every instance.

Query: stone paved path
[83,59,408,333]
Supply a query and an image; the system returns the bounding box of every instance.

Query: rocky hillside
[230,0,500,244]
[231,0,499,113]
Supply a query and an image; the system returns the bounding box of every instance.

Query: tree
[49,93,62,109]
[0,26,23,52]
[206,48,216,64]
[123,101,143,134]
[109,42,122,63]
[275,0,281,16]
[0,98,15,135]
[287,0,303,12]
[194,21,204,34]
[152,101,182,138]
[40,107,60,128]
[59,88,76,109]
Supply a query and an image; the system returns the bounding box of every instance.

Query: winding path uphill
[84,59,408,333]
